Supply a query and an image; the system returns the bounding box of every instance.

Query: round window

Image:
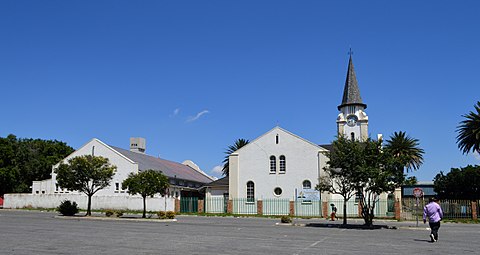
[274,187,282,196]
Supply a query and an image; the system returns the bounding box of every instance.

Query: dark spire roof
[338,55,367,110]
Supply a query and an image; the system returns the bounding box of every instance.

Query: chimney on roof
[130,137,146,154]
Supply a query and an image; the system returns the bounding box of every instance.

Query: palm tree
[457,101,480,155]
[384,131,424,172]
[222,139,249,176]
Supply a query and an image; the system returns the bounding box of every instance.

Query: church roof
[338,55,367,110]
[110,146,214,184]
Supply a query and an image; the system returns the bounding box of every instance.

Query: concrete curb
[54,215,178,223]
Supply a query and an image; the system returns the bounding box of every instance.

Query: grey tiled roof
[319,144,333,152]
[338,56,367,110]
[203,176,229,188]
[111,146,213,184]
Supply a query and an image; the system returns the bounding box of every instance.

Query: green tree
[0,134,74,196]
[403,176,418,186]
[316,136,364,225]
[122,169,169,218]
[358,139,402,226]
[433,165,480,200]
[384,131,424,173]
[457,101,480,155]
[55,155,116,216]
[222,139,249,176]
[318,135,420,226]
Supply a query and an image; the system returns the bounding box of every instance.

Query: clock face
[347,115,358,127]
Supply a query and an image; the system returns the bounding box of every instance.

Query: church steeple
[336,52,369,141]
[338,54,367,111]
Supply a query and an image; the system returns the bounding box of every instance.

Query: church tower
[336,54,368,141]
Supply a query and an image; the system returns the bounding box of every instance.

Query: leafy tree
[317,136,364,225]
[318,134,423,226]
[55,155,116,216]
[0,134,74,196]
[122,169,169,218]
[403,176,418,186]
[457,101,480,155]
[222,139,249,176]
[384,131,424,173]
[358,139,402,226]
[433,165,480,200]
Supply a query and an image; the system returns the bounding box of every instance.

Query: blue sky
[1,1,479,181]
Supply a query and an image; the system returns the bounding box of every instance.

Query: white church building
[204,55,395,217]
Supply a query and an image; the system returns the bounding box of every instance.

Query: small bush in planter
[157,211,166,219]
[57,200,79,216]
[105,209,115,217]
[115,210,124,217]
[166,211,175,219]
[280,215,292,223]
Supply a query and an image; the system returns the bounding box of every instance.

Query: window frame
[269,156,276,174]
[279,155,286,173]
[246,181,255,202]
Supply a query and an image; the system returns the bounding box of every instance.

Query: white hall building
[5,137,214,211]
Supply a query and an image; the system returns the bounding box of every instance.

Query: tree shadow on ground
[305,223,394,230]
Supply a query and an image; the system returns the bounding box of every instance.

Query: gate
[180,197,198,213]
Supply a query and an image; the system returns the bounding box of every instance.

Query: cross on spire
[348,48,354,57]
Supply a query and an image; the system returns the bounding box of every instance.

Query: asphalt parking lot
[0,210,478,255]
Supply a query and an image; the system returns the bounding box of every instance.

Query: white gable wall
[230,127,328,200]
[34,139,139,195]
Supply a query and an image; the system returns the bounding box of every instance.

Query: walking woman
[423,197,443,242]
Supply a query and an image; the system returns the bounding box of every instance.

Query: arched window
[270,156,276,173]
[279,155,286,173]
[351,132,355,141]
[246,181,255,202]
[302,180,311,189]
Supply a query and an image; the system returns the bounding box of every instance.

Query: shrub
[157,211,166,219]
[57,200,79,216]
[105,209,115,217]
[166,211,175,219]
[115,210,124,217]
[105,209,123,217]
[280,215,292,223]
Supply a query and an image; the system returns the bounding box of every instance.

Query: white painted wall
[229,127,329,200]
[32,138,139,196]
[4,193,175,211]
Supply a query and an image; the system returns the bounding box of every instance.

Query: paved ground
[0,210,478,255]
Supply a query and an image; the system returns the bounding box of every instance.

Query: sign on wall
[297,189,320,201]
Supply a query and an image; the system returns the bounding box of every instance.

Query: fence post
[257,199,263,215]
[198,199,204,214]
[289,201,295,216]
[175,198,180,213]
[322,201,328,219]
[394,198,400,220]
[472,200,477,220]
[227,200,233,214]
[358,201,363,217]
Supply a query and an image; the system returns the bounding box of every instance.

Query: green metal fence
[263,198,290,215]
[295,200,322,217]
[402,198,473,220]
[327,199,359,218]
[232,198,257,214]
[180,197,198,213]
[204,196,226,213]
[440,199,472,219]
